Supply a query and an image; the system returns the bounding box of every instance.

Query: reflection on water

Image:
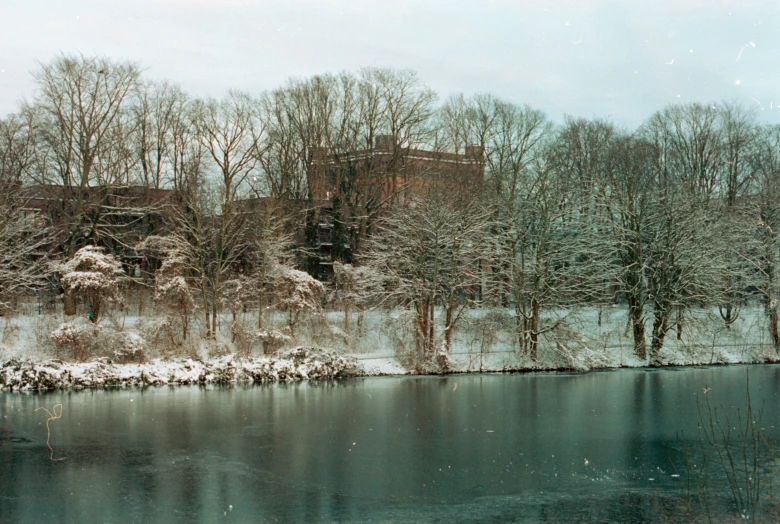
[1,365,780,522]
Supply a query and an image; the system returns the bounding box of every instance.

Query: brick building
[21,184,173,274]
[305,135,485,279]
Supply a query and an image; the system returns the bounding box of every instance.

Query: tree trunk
[444,296,454,354]
[64,291,77,316]
[650,311,668,364]
[765,231,778,352]
[529,297,540,361]
[627,296,646,359]
[765,288,779,351]
[676,307,683,341]
[90,299,101,324]
[230,308,237,342]
[344,302,350,334]
[426,299,436,355]
[514,300,524,353]
[769,306,780,351]
[204,301,211,338]
[415,302,425,360]
[138,288,146,317]
[211,301,218,338]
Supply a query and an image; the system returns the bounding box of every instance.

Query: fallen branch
[34,404,65,461]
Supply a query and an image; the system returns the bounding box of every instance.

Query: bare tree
[547,116,615,219]
[715,103,759,328]
[644,103,724,197]
[258,74,337,201]
[289,69,438,258]
[187,91,265,336]
[749,125,780,350]
[498,138,610,361]
[365,189,492,367]
[637,108,729,361]
[0,113,52,311]
[132,80,191,190]
[25,55,141,315]
[598,134,654,358]
[29,54,142,253]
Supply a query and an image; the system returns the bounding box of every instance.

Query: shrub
[114,333,145,363]
[57,246,125,324]
[50,322,93,361]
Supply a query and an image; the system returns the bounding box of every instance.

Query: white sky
[1,0,779,127]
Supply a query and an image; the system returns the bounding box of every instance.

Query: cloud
[1,0,779,125]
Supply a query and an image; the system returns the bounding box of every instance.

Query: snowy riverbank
[0,347,365,391]
[2,304,780,390]
[3,344,779,391]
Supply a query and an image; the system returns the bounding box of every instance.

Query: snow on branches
[57,246,125,324]
[154,252,198,341]
[273,267,325,335]
[0,205,52,311]
[331,262,384,334]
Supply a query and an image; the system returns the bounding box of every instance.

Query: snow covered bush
[51,322,93,361]
[114,332,145,363]
[255,328,292,354]
[154,252,197,341]
[57,246,125,324]
[220,278,254,351]
[50,319,145,363]
[273,267,325,336]
[230,320,256,355]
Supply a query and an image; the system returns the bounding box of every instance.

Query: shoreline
[2,346,778,392]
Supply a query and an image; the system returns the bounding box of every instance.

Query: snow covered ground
[327,304,779,372]
[0,302,777,390]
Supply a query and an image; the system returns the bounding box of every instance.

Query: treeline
[1,54,779,368]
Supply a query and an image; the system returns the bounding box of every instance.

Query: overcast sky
[1,0,779,127]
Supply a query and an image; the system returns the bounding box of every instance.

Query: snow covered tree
[331,262,358,333]
[749,124,780,351]
[331,261,385,335]
[0,112,52,312]
[28,55,141,250]
[496,169,611,361]
[0,206,51,313]
[154,252,197,341]
[597,134,654,358]
[637,108,730,361]
[190,92,265,337]
[57,246,126,324]
[714,104,758,329]
[598,130,727,362]
[365,190,493,366]
[273,267,325,336]
[244,199,297,329]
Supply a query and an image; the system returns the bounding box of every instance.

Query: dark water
[2,365,780,523]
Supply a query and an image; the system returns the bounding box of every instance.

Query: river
[2,364,780,522]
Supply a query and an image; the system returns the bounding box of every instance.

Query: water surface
[2,365,780,522]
